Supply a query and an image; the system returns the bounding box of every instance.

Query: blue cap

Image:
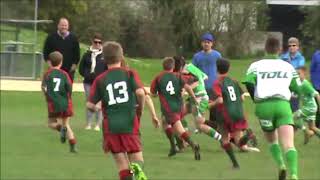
[201,33,214,42]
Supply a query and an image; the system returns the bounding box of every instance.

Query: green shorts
[191,95,209,117]
[255,99,293,132]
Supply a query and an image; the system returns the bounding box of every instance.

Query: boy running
[243,37,300,180]
[150,57,201,160]
[293,66,320,144]
[41,51,77,153]
[87,41,152,180]
[212,59,259,168]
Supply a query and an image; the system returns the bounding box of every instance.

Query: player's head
[216,58,230,75]
[297,66,307,80]
[102,41,124,65]
[48,51,63,68]
[162,57,175,71]
[91,33,103,50]
[57,17,69,35]
[201,33,214,52]
[288,37,300,54]
[173,55,186,72]
[265,37,280,54]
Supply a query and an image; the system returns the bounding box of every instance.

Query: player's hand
[152,115,160,128]
[70,64,77,72]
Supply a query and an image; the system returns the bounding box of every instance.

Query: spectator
[43,17,80,81]
[281,37,305,113]
[79,33,106,131]
[280,37,305,69]
[192,33,222,123]
[310,49,320,128]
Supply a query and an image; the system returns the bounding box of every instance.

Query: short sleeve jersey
[213,76,244,122]
[186,63,208,96]
[89,67,143,134]
[297,79,319,112]
[42,68,72,112]
[150,71,185,115]
[243,59,300,101]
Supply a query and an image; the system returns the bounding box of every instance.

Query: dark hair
[265,37,280,54]
[49,51,63,67]
[92,33,103,41]
[173,56,186,72]
[102,41,124,65]
[163,57,175,71]
[216,58,230,74]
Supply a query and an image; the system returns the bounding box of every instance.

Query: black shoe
[232,164,240,169]
[70,144,77,153]
[278,169,286,180]
[60,127,67,143]
[194,144,201,160]
[168,148,177,157]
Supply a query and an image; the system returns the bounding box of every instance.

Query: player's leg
[308,120,320,138]
[221,129,240,168]
[277,125,298,180]
[128,152,147,180]
[113,153,134,180]
[47,117,61,132]
[62,117,77,152]
[173,120,200,160]
[233,130,260,152]
[162,115,177,157]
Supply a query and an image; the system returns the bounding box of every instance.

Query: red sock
[69,139,77,145]
[180,131,189,141]
[165,127,173,137]
[56,124,62,132]
[119,169,132,180]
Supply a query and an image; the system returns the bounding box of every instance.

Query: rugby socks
[180,132,196,149]
[119,169,133,180]
[165,127,176,154]
[207,128,222,141]
[270,143,286,169]
[69,139,77,153]
[222,143,239,168]
[285,148,298,178]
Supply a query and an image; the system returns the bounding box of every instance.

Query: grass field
[1,59,319,180]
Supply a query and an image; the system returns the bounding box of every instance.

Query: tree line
[1,0,319,58]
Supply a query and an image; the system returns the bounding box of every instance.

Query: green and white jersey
[297,79,319,113]
[185,63,208,96]
[244,59,300,101]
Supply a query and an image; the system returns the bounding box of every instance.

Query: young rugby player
[41,51,77,153]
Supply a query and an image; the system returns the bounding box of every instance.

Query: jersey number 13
[106,81,129,105]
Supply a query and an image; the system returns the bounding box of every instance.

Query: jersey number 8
[106,81,129,105]
[227,86,237,101]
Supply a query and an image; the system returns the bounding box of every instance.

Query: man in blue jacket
[281,37,306,113]
[310,49,320,127]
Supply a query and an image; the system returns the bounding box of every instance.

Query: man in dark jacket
[43,17,80,81]
[79,33,106,131]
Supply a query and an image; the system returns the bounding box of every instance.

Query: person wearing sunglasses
[281,37,306,113]
[79,33,106,131]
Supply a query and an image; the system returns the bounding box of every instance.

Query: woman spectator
[79,33,106,131]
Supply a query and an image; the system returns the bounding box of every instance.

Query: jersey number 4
[227,86,237,101]
[166,81,175,95]
[106,81,129,105]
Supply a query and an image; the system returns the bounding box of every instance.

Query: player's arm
[149,78,159,97]
[184,84,198,104]
[209,81,223,108]
[41,75,47,96]
[289,70,301,94]
[242,64,257,101]
[144,87,160,128]
[87,78,101,112]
